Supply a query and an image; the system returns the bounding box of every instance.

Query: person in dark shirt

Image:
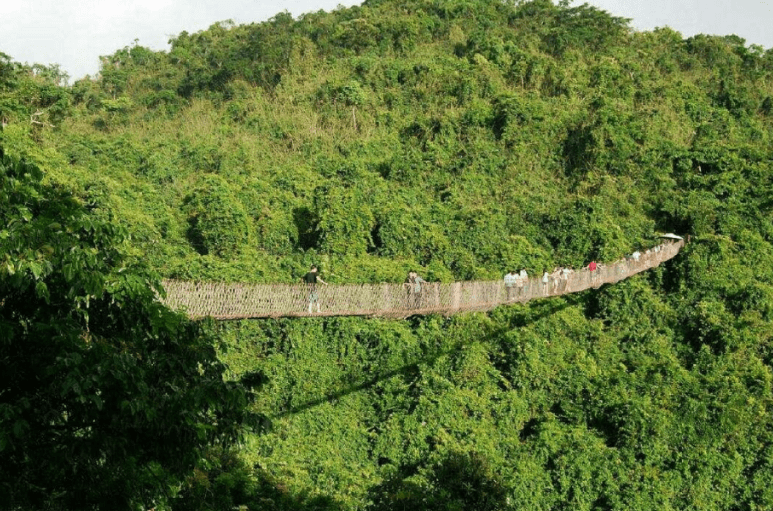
[302,265,328,313]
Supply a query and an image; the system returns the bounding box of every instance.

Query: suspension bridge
[161,238,684,320]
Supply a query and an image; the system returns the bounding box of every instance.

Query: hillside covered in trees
[2,0,773,509]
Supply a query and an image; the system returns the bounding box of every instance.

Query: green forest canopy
[1,0,773,509]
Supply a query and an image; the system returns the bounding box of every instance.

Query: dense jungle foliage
[0,150,255,510]
[2,0,773,509]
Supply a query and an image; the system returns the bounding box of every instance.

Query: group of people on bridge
[501,243,674,302]
[297,239,680,314]
[161,236,683,319]
[504,265,587,300]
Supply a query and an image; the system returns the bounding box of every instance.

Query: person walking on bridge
[519,268,528,298]
[587,260,598,287]
[404,271,426,309]
[302,265,328,313]
[504,270,518,301]
[560,266,573,292]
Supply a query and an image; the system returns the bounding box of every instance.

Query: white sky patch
[1,0,771,82]
[1,0,360,80]
[587,0,772,47]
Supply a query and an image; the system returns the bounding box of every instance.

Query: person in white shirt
[504,270,517,301]
[561,266,573,292]
[550,267,562,293]
[402,271,427,309]
[518,269,528,298]
[516,268,527,298]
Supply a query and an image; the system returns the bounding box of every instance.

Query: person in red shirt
[588,261,597,287]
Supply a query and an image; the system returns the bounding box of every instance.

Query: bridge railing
[161,240,683,320]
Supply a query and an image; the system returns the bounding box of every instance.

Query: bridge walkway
[161,239,684,320]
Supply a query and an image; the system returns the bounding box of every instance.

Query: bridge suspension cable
[161,239,683,320]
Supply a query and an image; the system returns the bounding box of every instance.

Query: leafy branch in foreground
[0,148,253,510]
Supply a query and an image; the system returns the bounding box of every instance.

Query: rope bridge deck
[161,240,684,320]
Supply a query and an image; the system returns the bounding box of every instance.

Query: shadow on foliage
[562,124,595,179]
[174,447,343,511]
[293,206,321,251]
[272,298,578,420]
[185,215,209,255]
[367,451,508,511]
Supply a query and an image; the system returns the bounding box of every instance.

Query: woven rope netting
[161,240,684,320]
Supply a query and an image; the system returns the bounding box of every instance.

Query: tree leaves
[3,0,773,508]
[0,150,252,510]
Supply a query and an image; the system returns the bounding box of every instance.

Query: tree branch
[30,110,55,128]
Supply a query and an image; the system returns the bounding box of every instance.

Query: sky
[1,0,771,83]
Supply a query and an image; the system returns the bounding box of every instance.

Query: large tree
[0,148,251,510]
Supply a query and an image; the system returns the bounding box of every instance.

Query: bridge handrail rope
[161,239,684,320]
